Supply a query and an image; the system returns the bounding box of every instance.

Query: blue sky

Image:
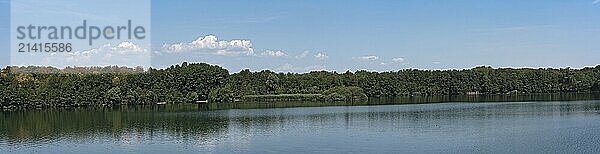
[7,0,151,67]
[3,0,600,72]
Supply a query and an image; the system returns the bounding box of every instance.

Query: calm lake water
[2,95,600,153]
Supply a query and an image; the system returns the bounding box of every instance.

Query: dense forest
[2,62,600,109]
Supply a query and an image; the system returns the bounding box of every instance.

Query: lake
[2,95,600,153]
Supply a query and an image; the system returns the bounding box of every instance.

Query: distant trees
[210,66,600,102]
[322,86,368,101]
[0,63,228,109]
[2,63,600,109]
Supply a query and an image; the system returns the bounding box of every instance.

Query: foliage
[322,86,368,101]
[208,86,236,103]
[0,63,228,109]
[2,63,600,109]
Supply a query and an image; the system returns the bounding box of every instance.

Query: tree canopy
[2,63,600,109]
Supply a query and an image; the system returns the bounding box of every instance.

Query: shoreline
[4,92,599,111]
[3,63,600,110]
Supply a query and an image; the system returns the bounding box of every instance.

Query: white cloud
[353,55,379,61]
[67,42,148,59]
[295,51,310,59]
[391,57,405,63]
[277,63,294,72]
[314,52,329,60]
[594,0,600,4]
[214,50,246,56]
[113,42,147,54]
[261,50,287,57]
[296,51,328,60]
[305,65,327,72]
[162,35,254,56]
[44,42,150,67]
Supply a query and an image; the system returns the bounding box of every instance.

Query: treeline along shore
[1,62,600,109]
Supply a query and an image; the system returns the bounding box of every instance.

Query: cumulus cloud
[391,57,405,63]
[261,50,287,57]
[162,35,254,56]
[113,42,147,54]
[214,50,247,56]
[305,65,327,72]
[153,34,344,71]
[295,51,329,60]
[44,42,150,67]
[295,51,310,59]
[67,42,148,59]
[314,52,328,60]
[353,55,379,61]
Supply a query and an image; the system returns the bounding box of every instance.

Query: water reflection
[0,105,230,153]
[1,94,600,153]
